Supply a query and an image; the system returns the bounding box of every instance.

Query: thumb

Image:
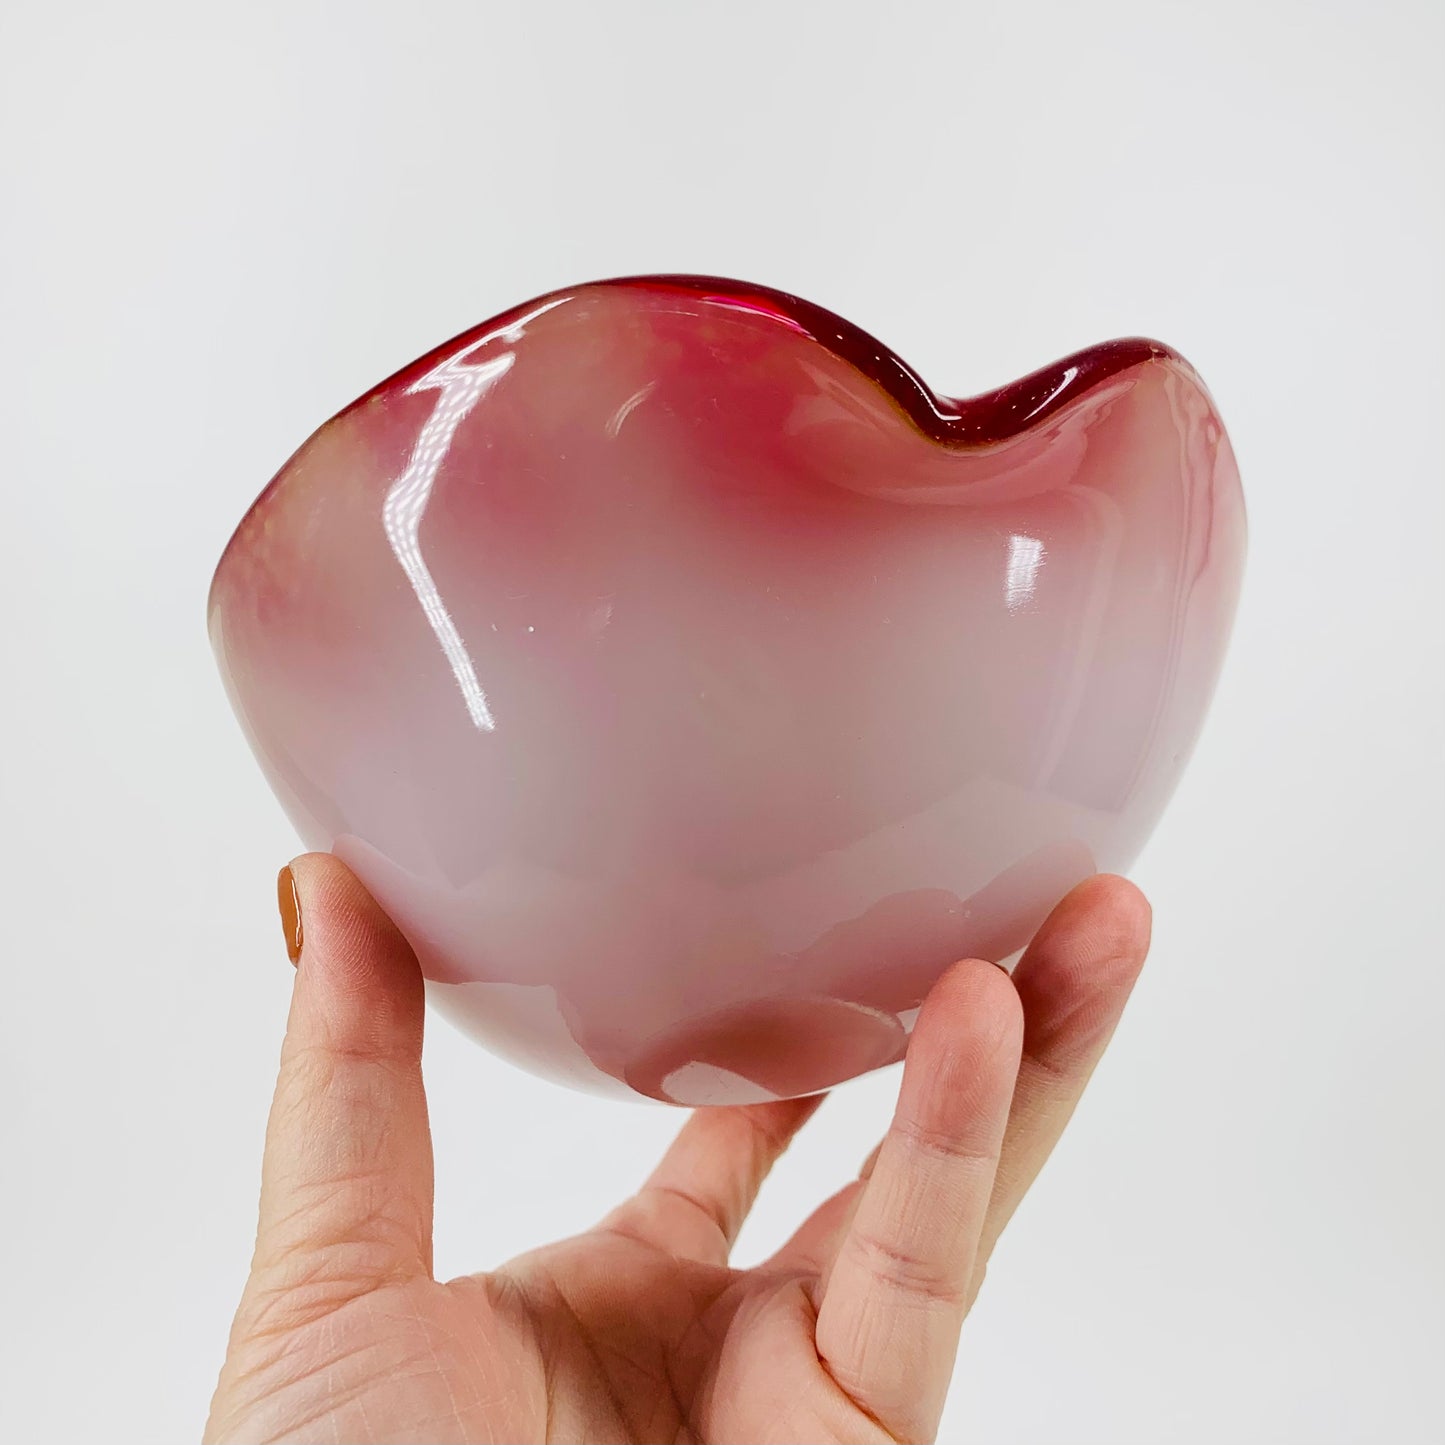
[245,853,434,1317]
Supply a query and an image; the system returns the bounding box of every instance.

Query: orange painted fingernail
[277,865,303,965]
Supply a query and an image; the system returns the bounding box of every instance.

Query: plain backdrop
[2,2,1442,1441]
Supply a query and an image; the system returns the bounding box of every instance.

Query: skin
[206,854,1151,1444]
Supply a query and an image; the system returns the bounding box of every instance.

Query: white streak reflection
[383,348,513,729]
[1019,365,1078,422]
[383,298,570,731]
[1005,533,1045,612]
[606,381,657,438]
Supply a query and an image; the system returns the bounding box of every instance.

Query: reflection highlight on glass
[382,297,572,732]
[383,346,511,730]
[1005,533,1045,612]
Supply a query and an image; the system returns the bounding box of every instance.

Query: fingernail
[277,865,303,965]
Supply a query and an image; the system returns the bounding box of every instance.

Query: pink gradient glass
[209,276,1245,1103]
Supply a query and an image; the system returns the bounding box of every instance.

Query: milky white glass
[209,276,1245,1103]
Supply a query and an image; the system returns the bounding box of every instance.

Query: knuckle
[892,1116,999,1172]
[846,1227,967,1306]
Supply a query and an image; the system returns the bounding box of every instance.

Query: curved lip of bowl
[208,272,1199,609]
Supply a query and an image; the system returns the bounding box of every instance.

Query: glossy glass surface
[209,275,1245,1103]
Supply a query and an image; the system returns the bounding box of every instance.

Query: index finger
[815,957,1023,1442]
[977,873,1150,1268]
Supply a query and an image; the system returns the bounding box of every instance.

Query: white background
[2,2,1441,1441]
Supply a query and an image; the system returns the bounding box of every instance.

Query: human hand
[205,855,1149,1444]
